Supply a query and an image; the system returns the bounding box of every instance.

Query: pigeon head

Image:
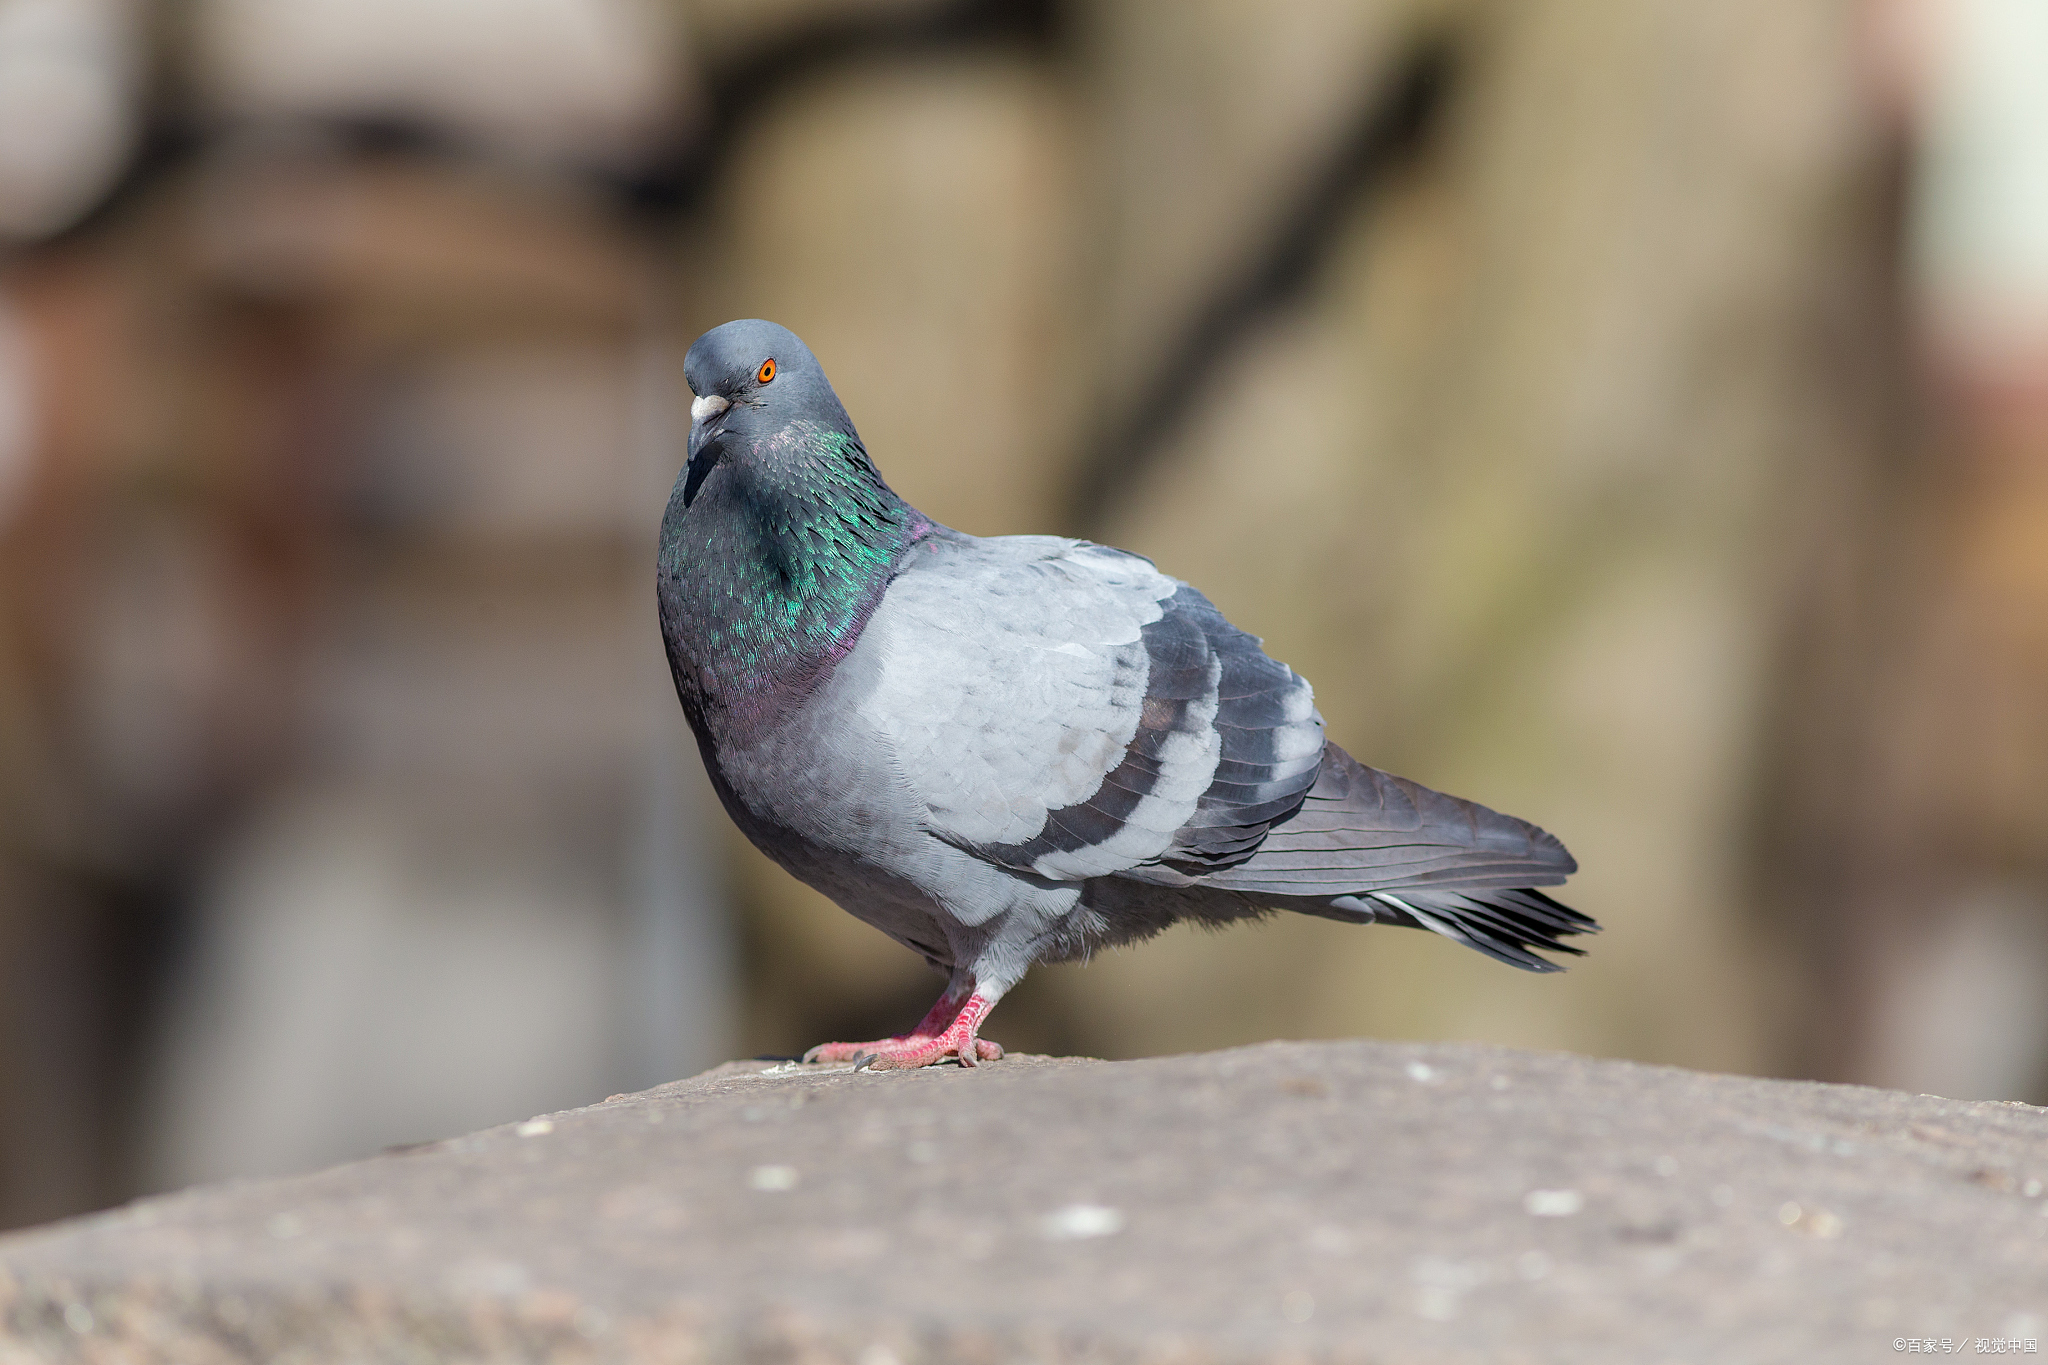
[681,319,857,508]
[660,320,924,724]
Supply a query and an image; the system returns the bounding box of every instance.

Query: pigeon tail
[1298,886,1597,972]
[1202,742,1596,969]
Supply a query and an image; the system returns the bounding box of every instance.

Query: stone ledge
[3,1040,2045,1363]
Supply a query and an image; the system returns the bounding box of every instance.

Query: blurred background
[0,0,2045,1232]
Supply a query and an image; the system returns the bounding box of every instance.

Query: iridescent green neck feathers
[658,423,923,728]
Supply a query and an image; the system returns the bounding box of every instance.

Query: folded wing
[861,535,1323,882]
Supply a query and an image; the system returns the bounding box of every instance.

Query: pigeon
[659,319,1594,1070]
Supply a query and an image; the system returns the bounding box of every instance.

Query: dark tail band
[1318,886,1599,972]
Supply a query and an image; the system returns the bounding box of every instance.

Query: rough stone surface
[2,1040,2045,1363]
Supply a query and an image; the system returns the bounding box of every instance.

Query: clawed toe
[801,1033,1004,1071]
[956,1036,1005,1067]
[803,988,1003,1071]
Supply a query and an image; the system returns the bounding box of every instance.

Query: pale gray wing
[855,533,1324,883]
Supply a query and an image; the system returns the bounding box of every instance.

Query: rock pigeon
[659,319,1594,1070]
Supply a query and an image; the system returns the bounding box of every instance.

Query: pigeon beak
[682,393,732,506]
[687,393,729,462]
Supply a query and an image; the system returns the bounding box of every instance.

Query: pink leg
[803,990,1004,1070]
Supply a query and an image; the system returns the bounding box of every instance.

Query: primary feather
[659,319,1595,1067]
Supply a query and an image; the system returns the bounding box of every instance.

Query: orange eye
[756,358,776,384]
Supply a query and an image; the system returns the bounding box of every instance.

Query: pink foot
[804,992,1003,1070]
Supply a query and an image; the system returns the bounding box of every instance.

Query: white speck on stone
[2027,1179,2043,1198]
[906,1140,938,1164]
[1516,1250,1552,1281]
[1405,1061,1437,1083]
[62,1303,92,1335]
[1653,1155,1678,1177]
[1776,1202,1843,1238]
[749,1165,799,1192]
[1041,1204,1123,1240]
[266,1214,303,1240]
[1489,1074,1509,1090]
[1415,1287,1457,1321]
[2005,1314,2043,1340]
[574,1306,609,1339]
[1524,1189,1583,1217]
[1711,1184,1736,1207]
[858,1345,902,1365]
[516,1119,554,1137]
[1280,1290,1314,1323]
